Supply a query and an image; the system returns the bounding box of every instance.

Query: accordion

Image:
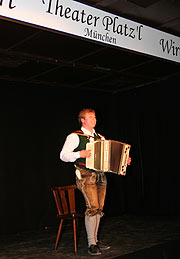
[86,140,131,175]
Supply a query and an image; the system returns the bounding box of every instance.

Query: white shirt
[60,127,104,162]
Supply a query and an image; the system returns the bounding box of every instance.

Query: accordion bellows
[86,140,131,175]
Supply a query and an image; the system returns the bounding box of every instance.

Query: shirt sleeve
[60,133,80,162]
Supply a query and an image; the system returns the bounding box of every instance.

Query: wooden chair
[51,185,84,253]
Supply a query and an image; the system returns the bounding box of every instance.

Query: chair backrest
[51,185,77,216]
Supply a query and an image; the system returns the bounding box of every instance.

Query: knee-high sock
[95,214,101,243]
[85,215,97,247]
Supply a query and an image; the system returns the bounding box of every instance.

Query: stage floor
[0,215,180,259]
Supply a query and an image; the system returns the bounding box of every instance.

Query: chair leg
[73,219,77,253]
[55,219,63,250]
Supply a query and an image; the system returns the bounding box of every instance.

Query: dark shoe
[97,241,110,250]
[88,245,102,256]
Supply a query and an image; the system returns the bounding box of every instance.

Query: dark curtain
[0,76,179,234]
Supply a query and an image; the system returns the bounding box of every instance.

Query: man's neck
[81,126,94,135]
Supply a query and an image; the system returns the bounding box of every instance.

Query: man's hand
[127,156,131,165]
[80,150,91,158]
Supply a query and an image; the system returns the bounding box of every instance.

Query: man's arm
[60,133,91,162]
[60,134,80,162]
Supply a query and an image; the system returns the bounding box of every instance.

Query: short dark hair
[78,108,95,125]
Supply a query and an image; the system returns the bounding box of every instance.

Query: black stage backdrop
[0,77,179,234]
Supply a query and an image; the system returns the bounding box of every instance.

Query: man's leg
[76,169,101,255]
[94,214,101,243]
[95,172,110,250]
[85,214,97,246]
[83,172,107,247]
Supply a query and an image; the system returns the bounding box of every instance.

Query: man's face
[81,112,96,131]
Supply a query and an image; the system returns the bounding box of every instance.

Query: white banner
[0,0,180,63]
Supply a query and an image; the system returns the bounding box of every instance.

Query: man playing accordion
[60,108,131,256]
